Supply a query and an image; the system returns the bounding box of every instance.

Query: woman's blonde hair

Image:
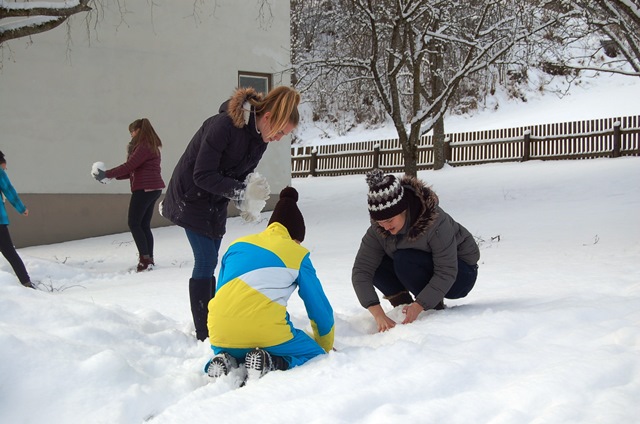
[128,118,162,156]
[249,86,300,139]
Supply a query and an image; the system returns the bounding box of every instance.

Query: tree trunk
[290,0,299,86]
[432,115,446,170]
[429,29,446,170]
[401,130,420,178]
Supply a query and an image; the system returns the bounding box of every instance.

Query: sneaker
[245,348,272,380]
[244,348,288,380]
[205,352,238,378]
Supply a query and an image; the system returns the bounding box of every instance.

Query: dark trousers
[0,224,30,284]
[128,189,162,257]
[373,249,478,300]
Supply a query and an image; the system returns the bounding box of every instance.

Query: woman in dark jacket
[352,169,480,332]
[161,86,300,341]
[92,118,165,272]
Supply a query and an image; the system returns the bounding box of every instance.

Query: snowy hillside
[296,71,640,146]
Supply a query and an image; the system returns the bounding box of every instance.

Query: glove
[237,197,265,223]
[92,168,107,183]
[91,161,111,184]
[243,172,270,201]
[240,210,259,223]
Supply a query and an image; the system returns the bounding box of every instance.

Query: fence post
[310,148,318,177]
[444,136,451,164]
[612,121,621,158]
[522,130,531,162]
[373,145,380,169]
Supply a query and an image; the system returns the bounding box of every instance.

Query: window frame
[237,71,272,95]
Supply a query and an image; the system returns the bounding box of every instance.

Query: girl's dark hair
[128,118,163,156]
[0,150,5,165]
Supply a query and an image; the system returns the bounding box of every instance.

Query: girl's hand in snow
[375,314,397,332]
[368,304,396,332]
[401,302,424,324]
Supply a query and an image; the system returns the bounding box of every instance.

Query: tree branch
[0,0,92,45]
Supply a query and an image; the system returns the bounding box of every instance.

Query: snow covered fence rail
[291,115,640,177]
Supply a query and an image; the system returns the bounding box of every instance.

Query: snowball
[90,161,111,184]
[91,161,106,176]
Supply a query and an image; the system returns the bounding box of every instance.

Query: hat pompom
[268,186,305,242]
[280,186,299,202]
[366,169,386,188]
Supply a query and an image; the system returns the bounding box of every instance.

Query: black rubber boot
[189,278,213,341]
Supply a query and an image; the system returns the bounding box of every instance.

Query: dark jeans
[0,224,30,284]
[128,189,162,257]
[185,228,222,280]
[373,249,478,300]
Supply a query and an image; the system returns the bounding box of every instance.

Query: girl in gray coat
[351,169,480,332]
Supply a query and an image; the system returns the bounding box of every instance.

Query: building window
[238,72,272,95]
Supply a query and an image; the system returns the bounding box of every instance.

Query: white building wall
[0,0,292,246]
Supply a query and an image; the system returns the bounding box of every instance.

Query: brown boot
[136,255,154,272]
[385,291,414,307]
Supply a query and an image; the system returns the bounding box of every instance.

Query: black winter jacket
[161,88,267,238]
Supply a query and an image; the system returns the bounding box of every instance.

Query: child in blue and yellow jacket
[205,187,334,381]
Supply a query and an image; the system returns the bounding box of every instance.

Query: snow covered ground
[1,74,639,424]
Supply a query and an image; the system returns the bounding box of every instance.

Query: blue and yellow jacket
[208,223,334,352]
[0,169,27,225]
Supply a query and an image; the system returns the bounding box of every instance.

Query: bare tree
[555,0,640,76]
[294,0,576,175]
[0,0,93,45]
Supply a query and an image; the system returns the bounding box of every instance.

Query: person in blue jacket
[0,151,33,289]
[204,187,335,381]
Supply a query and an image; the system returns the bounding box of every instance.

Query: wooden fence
[291,115,640,177]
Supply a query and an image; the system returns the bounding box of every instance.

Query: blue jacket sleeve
[296,253,335,352]
[0,170,27,215]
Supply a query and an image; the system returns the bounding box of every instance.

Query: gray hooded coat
[352,175,480,310]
